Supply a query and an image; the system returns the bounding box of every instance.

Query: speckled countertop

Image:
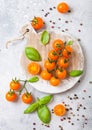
[0,0,92,130]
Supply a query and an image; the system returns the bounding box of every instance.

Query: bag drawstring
[6,28,29,49]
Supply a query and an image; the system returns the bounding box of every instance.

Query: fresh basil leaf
[28,76,39,83]
[67,40,73,45]
[40,30,50,45]
[25,47,42,61]
[69,70,83,77]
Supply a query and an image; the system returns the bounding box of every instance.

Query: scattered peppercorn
[58,27,61,29]
[80,104,82,107]
[78,29,81,32]
[70,97,72,100]
[58,18,61,20]
[63,117,66,120]
[78,80,80,83]
[82,97,85,100]
[67,117,71,120]
[77,109,79,111]
[51,26,54,28]
[83,90,86,92]
[65,21,68,23]
[80,23,83,26]
[52,22,55,24]
[41,9,44,11]
[71,123,74,125]
[65,29,68,31]
[77,38,81,41]
[82,115,85,118]
[83,107,86,110]
[77,119,79,121]
[33,123,36,125]
[66,108,69,111]
[89,81,92,84]
[70,107,72,110]
[89,96,91,98]
[85,123,87,125]
[49,8,53,10]
[53,6,56,9]
[74,94,77,96]
[60,118,64,121]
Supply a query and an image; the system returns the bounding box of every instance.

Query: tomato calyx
[52,51,58,56]
[48,58,56,63]
[47,68,55,74]
[31,17,38,25]
[56,43,62,48]
[12,77,19,83]
[58,67,63,72]
[25,92,32,97]
[8,89,15,95]
[67,51,71,55]
[64,59,69,63]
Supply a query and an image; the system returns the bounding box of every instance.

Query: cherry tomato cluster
[40,39,73,86]
[5,78,33,104]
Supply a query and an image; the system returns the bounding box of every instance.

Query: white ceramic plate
[21,30,84,94]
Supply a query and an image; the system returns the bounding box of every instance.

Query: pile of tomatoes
[40,39,73,86]
[27,39,73,86]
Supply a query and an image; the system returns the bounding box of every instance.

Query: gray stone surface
[0,0,92,130]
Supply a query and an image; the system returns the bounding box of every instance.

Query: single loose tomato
[40,70,52,80]
[54,104,66,116]
[62,45,73,58]
[5,91,17,102]
[44,60,56,70]
[48,50,58,61]
[22,93,33,104]
[57,2,69,13]
[53,39,64,51]
[27,62,41,75]
[58,57,69,68]
[50,77,60,86]
[31,17,44,30]
[10,80,21,90]
[56,69,67,79]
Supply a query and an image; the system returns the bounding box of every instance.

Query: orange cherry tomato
[53,39,64,51]
[57,2,69,13]
[50,77,60,86]
[54,104,66,116]
[48,50,58,61]
[5,91,17,102]
[40,70,52,80]
[31,17,44,30]
[62,45,73,58]
[56,69,67,79]
[27,62,41,75]
[22,93,33,104]
[10,80,21,90]
[44,60,56,70]
[58,57,69,68]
